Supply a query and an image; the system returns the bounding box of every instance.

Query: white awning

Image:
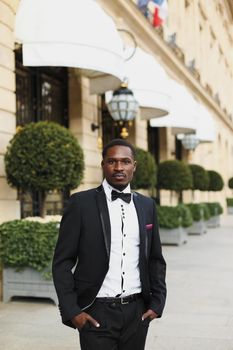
[195,104,216,142]
[104,48,171,119]
[15,0,124,94]
[150,80,197,134]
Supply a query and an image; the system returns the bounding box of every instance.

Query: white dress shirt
[97,179,141,297]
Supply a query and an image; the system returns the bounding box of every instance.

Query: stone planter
[3,267,58,305]
[188,220,207,235]
[227,206,233,215]
[159,227,188,246]
[206,215,220,228]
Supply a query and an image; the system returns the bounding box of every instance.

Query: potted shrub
[5,121,84,217]
[226,198,233,215]
[157,204,192,246]
[227,177,233,214]
[187,203,210,235]
[158,160,193,203]
[131,148,156,195]
[207,170,224,192]
[189,164,209,200]
[0,219,59,303]
[205,171,223,227]
[205,202,223,228]
[176,204,193,231]
[228,177,233,190]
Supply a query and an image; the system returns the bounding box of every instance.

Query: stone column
[0,0,20,223]
[134,114,147,150]
[69,71,102,191]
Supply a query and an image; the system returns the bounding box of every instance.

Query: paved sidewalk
[1,215,233,350]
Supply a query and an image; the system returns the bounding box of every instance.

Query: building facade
[0,0,233,223]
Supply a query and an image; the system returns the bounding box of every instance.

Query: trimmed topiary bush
[131,148,156,190]
[205,202,223,216]
[0,220,59,278]
[228,177,233,189]
[189,164,209,191]
[157,160,193,202]
[201,203,211,221]
[207,170,224,191]
[157,204,192,229]
[5,121,84,217]
[176,204,193,228]
[187,203,210,221]
[157,206,181,229]
[226,198,233,207]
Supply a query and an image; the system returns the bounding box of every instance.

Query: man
[52,139,166,350]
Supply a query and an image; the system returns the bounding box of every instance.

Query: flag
[137,0,149,7]
[148,0,168,27]
[137,0,150,17]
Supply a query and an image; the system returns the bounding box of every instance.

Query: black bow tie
[111,190,131,203]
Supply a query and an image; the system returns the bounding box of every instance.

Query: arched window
[15,47,68,127]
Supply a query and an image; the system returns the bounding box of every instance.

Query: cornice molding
[225,0,233,21]
[100,0,233,131]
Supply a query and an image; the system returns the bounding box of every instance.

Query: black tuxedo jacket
[52,185,166,328]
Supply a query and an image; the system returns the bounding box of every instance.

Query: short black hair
[102,139,136,159]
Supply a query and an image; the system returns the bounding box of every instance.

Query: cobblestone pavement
[1,215,233,350]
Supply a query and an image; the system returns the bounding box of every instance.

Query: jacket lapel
[95,186,111,259]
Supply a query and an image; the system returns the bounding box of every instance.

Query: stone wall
[69,71,102,191]
[0,0,20,223]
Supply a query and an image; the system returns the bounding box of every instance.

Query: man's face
[102,145,136,190]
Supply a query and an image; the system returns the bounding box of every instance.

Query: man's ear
[101,160,104,168]
[133,161,137,172]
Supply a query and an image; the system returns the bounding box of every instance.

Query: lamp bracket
[117,28,137,62]
[91,123,100,132]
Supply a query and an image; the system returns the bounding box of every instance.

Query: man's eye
[124,160,130,164]
[107,160,114,164]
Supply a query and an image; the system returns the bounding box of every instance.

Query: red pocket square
[146,224,153,230]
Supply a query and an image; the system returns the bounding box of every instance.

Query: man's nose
[114,161,123,170]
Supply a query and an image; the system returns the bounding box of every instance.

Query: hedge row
[157,160,224,192]
[0,220,59,278]
[157,202,223,229]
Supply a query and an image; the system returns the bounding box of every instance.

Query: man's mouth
[113,173,126,178]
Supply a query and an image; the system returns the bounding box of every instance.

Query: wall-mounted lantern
[106,82,139,138]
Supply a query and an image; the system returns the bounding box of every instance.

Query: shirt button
[123,253,126,256]
[123,272,125,275]
[124,234,126,237]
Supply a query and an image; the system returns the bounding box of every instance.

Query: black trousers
[78,297,150,350]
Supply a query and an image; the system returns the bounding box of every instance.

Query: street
[1,215,233,350]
